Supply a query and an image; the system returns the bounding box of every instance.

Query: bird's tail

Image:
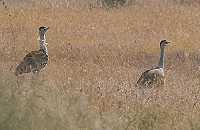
[136,74,144,86]
[14,63,23,76]
[14,61,32,76]
[13,70,18,76]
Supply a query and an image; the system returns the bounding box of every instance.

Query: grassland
[0,0,200,129]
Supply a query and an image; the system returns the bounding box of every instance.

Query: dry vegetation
[0,0,200,129]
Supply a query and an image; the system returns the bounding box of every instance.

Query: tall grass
[0,0,200,129]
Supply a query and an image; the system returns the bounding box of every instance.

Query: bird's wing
[143,68,164,80]
[136,68,164,86]
[24,50,46,60]
[25,50,48,64]
[15,50,48,75]
[136,69,151,85]
[147,68,164,78]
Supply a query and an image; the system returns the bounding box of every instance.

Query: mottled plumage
[136,40,171,88]
[15,50,48,75]
[14,26,49,76]
[137,67,165,88]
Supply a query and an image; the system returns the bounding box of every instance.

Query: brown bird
[14,26,50,76]
[136,40,172,88]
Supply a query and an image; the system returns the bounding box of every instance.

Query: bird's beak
[167,40,172,44]
[46,27,50,31]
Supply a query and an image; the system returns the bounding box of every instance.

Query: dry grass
[0,0,200,129]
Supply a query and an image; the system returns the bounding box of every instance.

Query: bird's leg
[32,70,39,82]
[15,74,24,94]
[36,70,40,77]
[154,89,158,102]
[16,75,20,90]
[33,70,40,77]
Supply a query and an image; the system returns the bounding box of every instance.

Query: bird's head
[160,40,172,47]
[38,26,50,35]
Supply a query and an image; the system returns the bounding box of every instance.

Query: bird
[136,40,172,88]
[14,26,50,76]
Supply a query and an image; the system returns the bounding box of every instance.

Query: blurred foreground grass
[0,70,200,130]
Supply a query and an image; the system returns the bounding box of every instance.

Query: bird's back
[14,49,48,75]
[137,67,165,88]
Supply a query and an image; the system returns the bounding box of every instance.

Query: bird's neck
[38,34,48,54]
[157,46,165,69]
